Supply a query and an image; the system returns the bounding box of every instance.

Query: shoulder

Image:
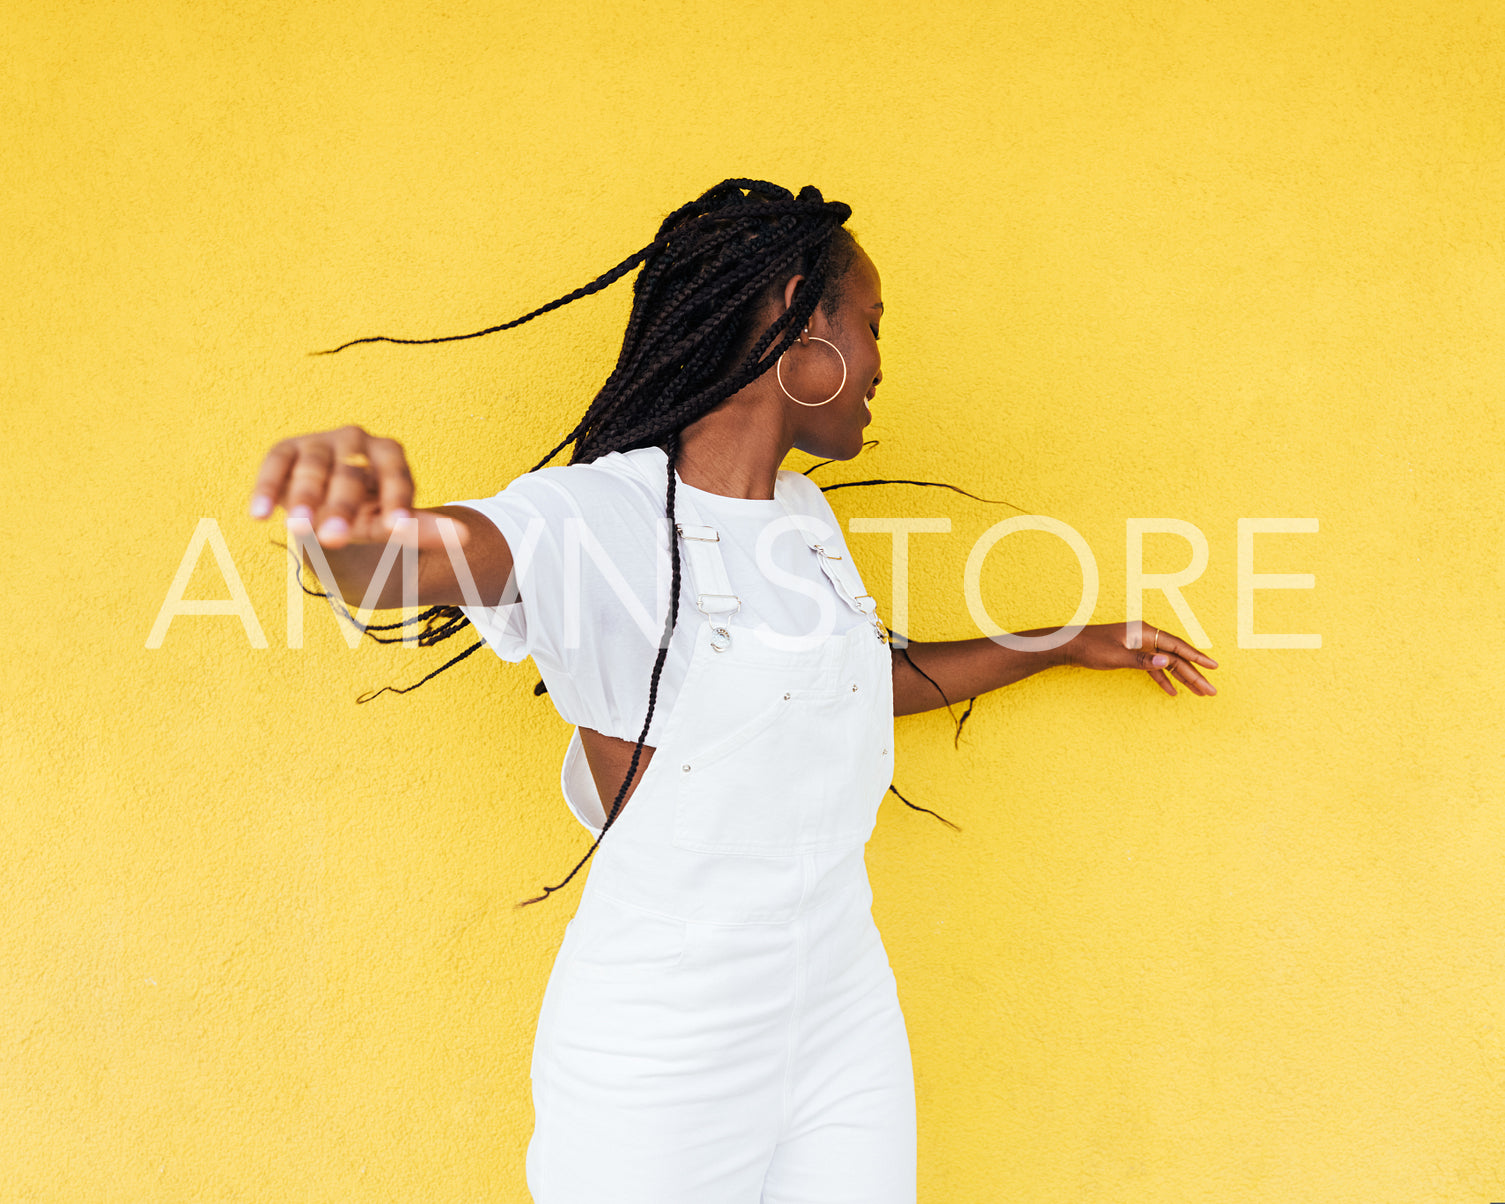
[775,467,865,562]
[775,466,838,521]
[469,447,668,518]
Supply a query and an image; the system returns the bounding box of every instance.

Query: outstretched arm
[249,424,514,609]
[892,624,1217,717]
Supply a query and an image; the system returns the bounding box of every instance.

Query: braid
[309,241,663,357]
[514,431,685,907]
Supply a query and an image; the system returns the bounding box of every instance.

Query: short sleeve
[444,472,581,667]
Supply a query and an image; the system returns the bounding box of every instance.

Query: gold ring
[1164,660,1177,675]
[339,452,371,470]
[1152,629,1161,653]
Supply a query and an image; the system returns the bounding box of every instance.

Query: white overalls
[526,460,916,1204]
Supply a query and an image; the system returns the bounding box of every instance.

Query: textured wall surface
[4,1,1503,1200]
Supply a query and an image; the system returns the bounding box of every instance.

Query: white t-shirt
[447,446,868,743]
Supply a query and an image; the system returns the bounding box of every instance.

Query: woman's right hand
[248,424,459,550]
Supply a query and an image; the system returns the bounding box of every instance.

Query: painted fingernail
[249,495,271,519]
[385,508,412,529]
[287,505,313,524]
[318,516,349,541]
[1152,655,1169,668]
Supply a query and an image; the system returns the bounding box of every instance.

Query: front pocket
[670,688,877,856]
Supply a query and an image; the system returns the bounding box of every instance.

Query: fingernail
[287,505,313,523]
[249,496,271,519]
[1152,655,1169,667]
[318,516,349,541]
[385,509,412,529]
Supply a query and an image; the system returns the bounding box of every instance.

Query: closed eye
[870,326,881,341]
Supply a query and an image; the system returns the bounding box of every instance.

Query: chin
[798,433,861,461]
[795,410,871,461]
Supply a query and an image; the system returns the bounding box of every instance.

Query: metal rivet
[851,683,859,692]
[681,764,691,773]
[783,692,791,701]
[881,747,888,756]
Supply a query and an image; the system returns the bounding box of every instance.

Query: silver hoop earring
[776,336,848,407]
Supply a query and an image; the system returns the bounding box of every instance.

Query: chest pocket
[670,681,892,857]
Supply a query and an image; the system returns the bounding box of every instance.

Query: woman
[249,179,1216,1203]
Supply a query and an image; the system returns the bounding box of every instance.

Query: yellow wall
[5,1,1502,1199]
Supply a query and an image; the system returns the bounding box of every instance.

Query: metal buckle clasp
[853,594,888,643]
[694,594,739,652]
[695,592,741,616]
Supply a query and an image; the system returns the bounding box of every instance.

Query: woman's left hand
[1062,623,1218,697]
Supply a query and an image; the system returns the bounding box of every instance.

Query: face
[783,245,884,461]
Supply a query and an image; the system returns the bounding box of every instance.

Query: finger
[1133,647,1173,673]
[1157,631,1218,671]
[1160,662,1180,695]
[344,498,397,545]
[366,436,416,528]
[283,439,335,526]
[1165,657,1217,697]
[1149,667,1176,697]
[250,440,299,518]
[317,427,377,546]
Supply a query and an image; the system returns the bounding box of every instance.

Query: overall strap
[616,446,742,652]
[620,446,886,650]
[663,472,741,653]
[774,475,890,645]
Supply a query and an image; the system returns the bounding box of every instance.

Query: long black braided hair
[311,178,974,906]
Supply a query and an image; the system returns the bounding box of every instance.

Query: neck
[671,385,792,500]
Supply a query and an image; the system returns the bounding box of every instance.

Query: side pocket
[566,898,688,978]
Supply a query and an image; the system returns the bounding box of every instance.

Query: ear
[781,274,807,340]
[780,274,812,344]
